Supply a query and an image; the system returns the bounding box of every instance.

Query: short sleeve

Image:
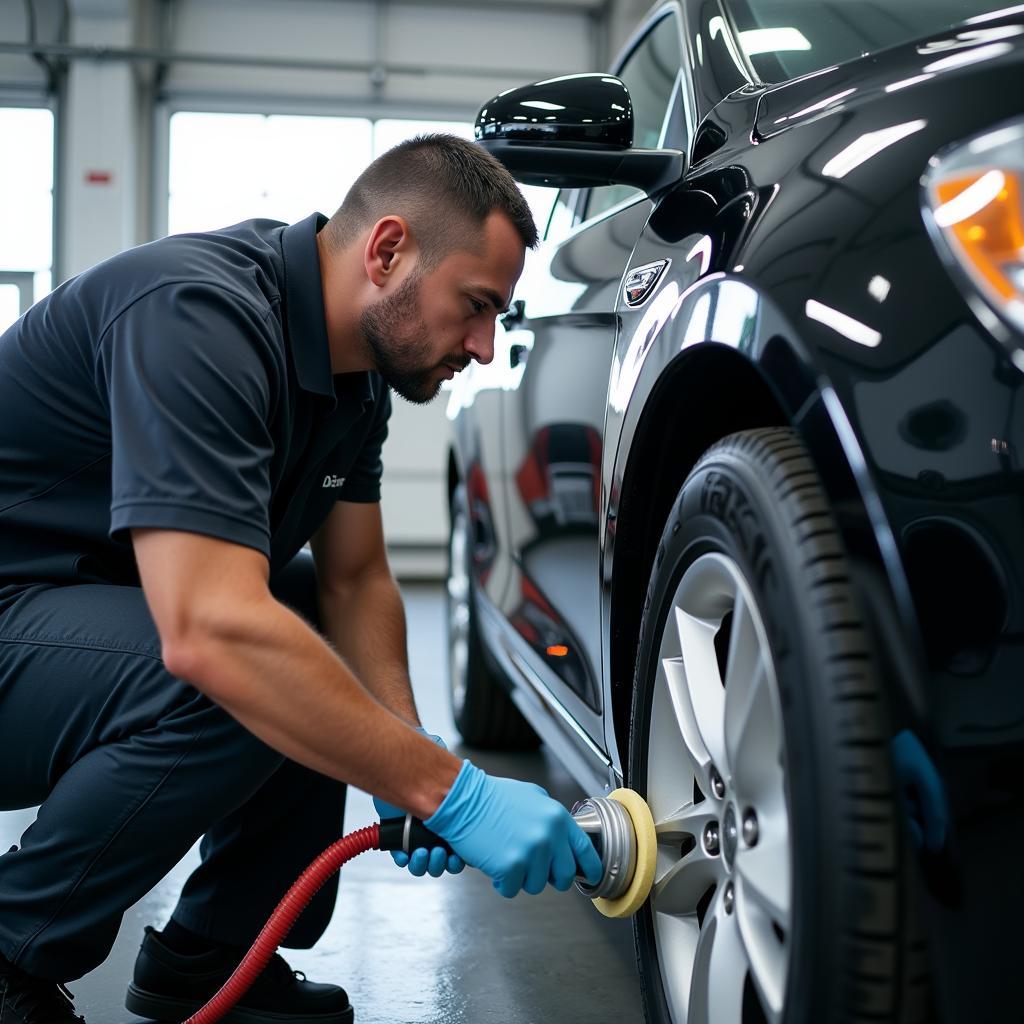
[337,383,391,503]
[98,282,279,557]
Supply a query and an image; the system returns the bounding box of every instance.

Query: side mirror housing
[475,74,684,196]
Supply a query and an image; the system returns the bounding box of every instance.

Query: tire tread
[630,427,929,1024]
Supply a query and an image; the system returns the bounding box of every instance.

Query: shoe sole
[125,982,354,1024]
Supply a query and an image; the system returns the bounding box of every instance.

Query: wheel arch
[606,340,927,774]
[608,344,789,766]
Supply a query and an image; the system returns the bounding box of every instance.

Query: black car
[444,2,1024,1021]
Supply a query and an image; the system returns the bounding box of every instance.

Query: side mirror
[475,73,684,196]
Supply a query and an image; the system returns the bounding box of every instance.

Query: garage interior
[0,1,654,1021]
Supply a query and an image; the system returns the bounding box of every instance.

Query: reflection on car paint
[508,573,598,708]
[449,5,1024,1017]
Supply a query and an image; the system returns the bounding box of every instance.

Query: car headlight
[923,116,1024,372]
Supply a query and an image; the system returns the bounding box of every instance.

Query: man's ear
[364,216,411,287]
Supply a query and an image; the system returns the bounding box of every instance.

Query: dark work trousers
[0,550,348,982]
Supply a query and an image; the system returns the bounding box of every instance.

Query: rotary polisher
[179,788,657,1024]
[569,787,657,918]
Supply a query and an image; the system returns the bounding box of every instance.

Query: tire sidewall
[630,440,853,1024]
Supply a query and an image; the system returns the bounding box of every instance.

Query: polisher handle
[378,814,455,856]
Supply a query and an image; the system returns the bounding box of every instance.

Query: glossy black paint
[475,75,685,194]
[449,5,1024,1018]
[475,74,634,149]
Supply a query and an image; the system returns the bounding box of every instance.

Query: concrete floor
[0,582,642,1023]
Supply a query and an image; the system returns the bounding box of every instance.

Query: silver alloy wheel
[646,552,791,1024]
[447,507,471,717]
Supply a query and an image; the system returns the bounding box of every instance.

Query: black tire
[447,484,539,750]
[629,428,926,1024]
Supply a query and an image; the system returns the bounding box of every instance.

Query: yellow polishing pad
[592,788,657,919]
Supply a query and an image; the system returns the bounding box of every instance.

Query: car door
[494,9,686,754]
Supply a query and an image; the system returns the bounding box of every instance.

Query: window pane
[0,190,53,270]
[545,190,577,242]
[0,108,54,193]
[726,0,1014,82]
[264,115,372,222]
[585,14,681,221]
[34,270,52,303]
[168,112,372,235]
[0,108,54,280]
[168,112,265,197]
[519,184,558,244]
[622,14,682,150]
[0,284,21,334]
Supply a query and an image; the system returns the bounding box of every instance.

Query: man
[0,135,602,1024]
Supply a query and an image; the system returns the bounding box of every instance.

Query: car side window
[583,13,683,223]
[544,189,578,243]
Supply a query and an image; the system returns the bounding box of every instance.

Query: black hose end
[378,815,454,855]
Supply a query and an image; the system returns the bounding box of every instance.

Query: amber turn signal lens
[546,645,569,657]
[924,118,1024,357]
[933,169,1023,301]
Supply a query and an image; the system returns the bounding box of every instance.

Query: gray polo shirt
[0,212,391,585]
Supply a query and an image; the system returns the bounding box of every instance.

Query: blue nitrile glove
[891,728,949,853]
[424,760,604,898]
[373,728,465,877]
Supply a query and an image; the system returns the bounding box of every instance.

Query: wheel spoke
[654,914,701,1021]
[727,661,783,808]
[648,662,706,815]
[735,865,788,1022]
[687,891,748,1024]
[654,802,718,847]
[722,588,762,767]
[737,831,790,1015]
[674,606,728,775]
[659,656,715,794]
[652,847,720,918]
[735,833,790,929]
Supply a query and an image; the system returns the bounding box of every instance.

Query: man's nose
[464,320,496,366]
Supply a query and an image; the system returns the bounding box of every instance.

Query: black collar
[281,212,373,406]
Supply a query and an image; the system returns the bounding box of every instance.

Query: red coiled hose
[183,824,380,1024]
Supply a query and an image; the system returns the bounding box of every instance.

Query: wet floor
[0,582,642,1023]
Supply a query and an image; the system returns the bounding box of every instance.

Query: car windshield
[724,0,1020,82]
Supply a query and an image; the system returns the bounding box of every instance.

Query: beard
[360,271,446,405]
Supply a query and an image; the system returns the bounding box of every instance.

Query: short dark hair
[324,133,538,265]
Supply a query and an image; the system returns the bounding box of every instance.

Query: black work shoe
[125,927,353,1024]
[0,954,85,1023]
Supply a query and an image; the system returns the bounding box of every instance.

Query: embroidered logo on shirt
[323,475,347,488]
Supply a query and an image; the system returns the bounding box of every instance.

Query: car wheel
[447,484,539,749]
[629,428,921,1024]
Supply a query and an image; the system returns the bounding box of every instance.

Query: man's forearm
[165,590,459,819]
[316,568,420,725]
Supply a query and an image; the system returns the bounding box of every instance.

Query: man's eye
[469,298,486,315]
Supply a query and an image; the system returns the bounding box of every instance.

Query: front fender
[602,270,928,771]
